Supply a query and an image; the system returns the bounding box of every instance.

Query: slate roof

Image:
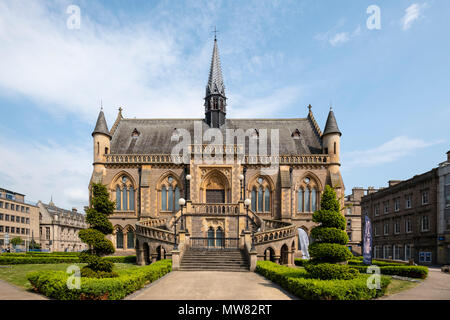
[206,38,225,97]
[322,109,341,136]
[110,117,323,155]
[92,110,111,138]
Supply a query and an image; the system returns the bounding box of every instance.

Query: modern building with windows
[88,37,346,268]
[361,160,443,265]
[0,188,39,251]
[37,200,88,252]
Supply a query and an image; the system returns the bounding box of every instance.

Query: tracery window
[114,175,135,211]
[297,176,320,213]
[250,176,271,213]
[116,229,123,249]
[127,229,135,249]
[159,175,181,212]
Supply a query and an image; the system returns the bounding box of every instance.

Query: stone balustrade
[189,203,240,215]
[136,223,175,244]
[139,218,167,228]
[252,224,297,245]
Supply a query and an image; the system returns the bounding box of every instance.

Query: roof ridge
[110,107,124,136]
[306,105,323,138]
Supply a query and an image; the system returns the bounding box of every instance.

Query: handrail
[135,222,175,244]
[189,203,240,215]
[252,224,296,245]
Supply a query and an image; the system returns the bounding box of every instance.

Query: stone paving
[0,279,48,300]
[381,267,450,300]
[127,271,298,300]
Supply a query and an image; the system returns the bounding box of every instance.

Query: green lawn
[0,263,141,290]
[384,278,421,296]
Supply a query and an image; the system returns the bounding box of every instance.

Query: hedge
[348,259,408,267]
[27,259,172,300]
[308,242,353,263]
[255,261,390,300]
[349,265,428,279]
[304,263,359,280]
[0,255,136,265]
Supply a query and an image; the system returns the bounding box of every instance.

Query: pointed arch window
[116,186,121,210]
[258,187,263,212]
[168,186,173,211]
[113,175,135,212]
[311,188,317,212]
[122,185,128,211]
[216,227,224,247]
[161,186,167,211]
[127,230,135,249]
[159,175,181,212]
[174,187,180,211]
[251,188,257,212]
[251,177,271,213]
[305,189,311,212]
[129,188,135,210]
[116,229,123,249]
[264,188,270,212]
[298,189,303,212]
[207,227,215,247]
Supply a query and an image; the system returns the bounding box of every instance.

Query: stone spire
[323,108,342,137]
[92,109,111,138]
[204,37,227,128]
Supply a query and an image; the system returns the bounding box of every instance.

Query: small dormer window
[292,129,301,139]
[132,128,140,138]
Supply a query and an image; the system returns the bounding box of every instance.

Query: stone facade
[89,38,347,265]
[437,151,450,264]
[361,169,440,265]
[0,188,39,251]
[37,201,88,252]
[344,188,366,255]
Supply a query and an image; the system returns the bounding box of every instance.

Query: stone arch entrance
[280,244,289,265]
[143,242,150,265]
[200,170,230,203]
[264,247,275,262]
[156,245,167,261]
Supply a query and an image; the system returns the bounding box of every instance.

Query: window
[445,174,450,209]
[258,187,263,212]
[26,207,29,213]
[6,193,14,200]
[419,252,432,263]
[311,188,317,212]
[251,189,256,211]
[384,223,389,235]
[421,216,429,231]
[116,186,121,210]
[384,201,389,213]
[264,188,270,212]
[374,224,379,236]
[15,216,20,223]
[305,189,310,212]
[16,205,19,211]
[422,191,429,205]
[405,195,412,209]
[160,176,181,212]
[26,218,29,224]
[0,201,2,208]
[347,219,352,229]
[393,245,400,260]
[161,186,167,211]
[5,226,9,233]
[394,198,400,212]
[11,215,14,221]
[346,207,351,215]
[297,189,303,212]
[11,204,14,210]
[207,227,215,247]
[216,227,224,247]
[5,215,9,221]
[21,217,24,223]
[5,203,9,209]
[406,218,412,233]
[251,177,271,213]
[394,220,400,234]
[0,214,3,220]
[116,229,123,249]
[127,230,135,249]
[347,232,352,241]
[21,206,24,212]
[374,204,380,216]
[46,227,50,240]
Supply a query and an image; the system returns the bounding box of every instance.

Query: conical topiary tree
[78,183,117,278]
[305,185,357,280]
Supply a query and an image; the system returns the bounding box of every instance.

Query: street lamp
[179,198,186,231]
[244,198,251,231]
[239,174,244,201]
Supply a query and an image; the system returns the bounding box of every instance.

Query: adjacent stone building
[437,151,450,264]
[344,188,368,255]
[37,200,88,252]
[88,37,347,269]
[0,188,39,251]
[361,166,441,265]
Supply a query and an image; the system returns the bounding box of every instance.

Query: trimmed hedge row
[256,261,390,300]
[0,255,136,265]
[27,260,172,300]
[348,259,408,267]
[304,263,359,280]
[350,265,428,279]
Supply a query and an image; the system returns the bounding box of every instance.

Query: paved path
[127,271,297,300]
[0,279,48,300]
[382,267,450,300]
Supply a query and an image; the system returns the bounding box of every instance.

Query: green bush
[294,258,309,267]
[350,265,428,279]
[348,259,408,267]
[27,260,172,300]
[310,227,348,245]
[312,210,346,230]
[308,243,353,263]
[305,263,359,280]
[255,261,390,300]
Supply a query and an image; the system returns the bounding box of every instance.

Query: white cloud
[342,136,443,169]
[315,24,362,47]
[401,3,426,31]
[0,137,91,212]
[329,32,350,47]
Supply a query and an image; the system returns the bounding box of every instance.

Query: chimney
[388,180,402,187]
[72,208,77,213]
[367,187,377,195]
[447,151,450,162]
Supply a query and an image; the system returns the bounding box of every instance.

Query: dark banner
[363,215,372,265]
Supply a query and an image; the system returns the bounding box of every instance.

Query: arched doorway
[264,247,275,262]
[143,242,150,265]
[156,245,166,261]
[201,170,230,203]
[280,244,289,265]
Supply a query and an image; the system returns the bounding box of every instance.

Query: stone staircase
[180,249,250,272]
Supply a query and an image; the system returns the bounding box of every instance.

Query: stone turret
[92,109,111,172]
[322,107,341,174]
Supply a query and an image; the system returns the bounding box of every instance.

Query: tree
[11,237,22,247]
[305,185,357,280]
[78,183,117,278]
[29,239,41,250]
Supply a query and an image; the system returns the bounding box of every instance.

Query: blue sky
[0,0,448,210]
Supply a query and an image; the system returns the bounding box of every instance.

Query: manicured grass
[0,263,140,290]
[384,278,420,296]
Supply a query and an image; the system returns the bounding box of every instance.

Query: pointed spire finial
[308,104,312,112]
[212,26,219,40]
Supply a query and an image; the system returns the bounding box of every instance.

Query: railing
[189,203,239,215]
[263,219,292,230]
[136,223,175,244]
[252,224,297,245]
[189,237,240,249]
[104,153,330,165]
[139,218,167,228]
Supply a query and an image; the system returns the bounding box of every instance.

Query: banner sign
[363,215,372,265]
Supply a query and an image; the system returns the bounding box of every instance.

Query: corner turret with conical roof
[92,109,111,172]
[204,37,227,128]
[323,108,342,137]
[322,107,342,174]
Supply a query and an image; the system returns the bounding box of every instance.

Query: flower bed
[256,261,390,300]
[27,259,171,300]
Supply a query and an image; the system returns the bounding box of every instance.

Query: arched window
[129,188,135,210]
[264,188,270,212]
[258,187,263,212]
[311,188,317,212]
[305,189,310,212]
[127,230,135,249]
[168,186,173,211]
[116,186,121,210]
[251,188,257,211]
[207,227,215,247]
[122,185,128,210]
[297,189,303,212]
[216,227,224,247]
[174,187,180,211]
[334,142,337,154]
[116,229,123,249]
[161,186,167,211]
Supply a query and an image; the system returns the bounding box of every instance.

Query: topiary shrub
[78,183,116,277]
[307,185,356,280]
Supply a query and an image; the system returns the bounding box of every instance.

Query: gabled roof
[92,110,111,138]
[206,38,225,97]
[322,108,341,136]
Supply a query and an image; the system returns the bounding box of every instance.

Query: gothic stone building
[89,38,345,269]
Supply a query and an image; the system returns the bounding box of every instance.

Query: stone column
[136,246,145,266]
[287,249,293,267]
[171,249,181,271]
[274,255,281,265]
[249,248,258,271]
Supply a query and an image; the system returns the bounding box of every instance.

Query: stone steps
[180,249,249,272]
